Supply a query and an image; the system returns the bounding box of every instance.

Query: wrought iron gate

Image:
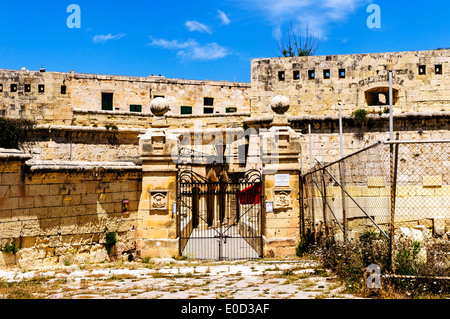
[177,169,263,260]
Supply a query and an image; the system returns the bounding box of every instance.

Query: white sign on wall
[266,201,273,213]
[274,174,290,187]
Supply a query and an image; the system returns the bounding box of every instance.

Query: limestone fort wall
[0,150,142,267]
[251,49,450,116]
[0,49,448,263]
[0,69,251,126]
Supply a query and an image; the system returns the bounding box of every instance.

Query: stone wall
[290,111,450,167]
[0,69,251,126]
[70,73,250,116]
[0,150,142,268]
[0,49,448,264]
[0,69,72,124]
[251,49,450,116]
[23,125,144,163]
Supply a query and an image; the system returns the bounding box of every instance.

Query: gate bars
[177,169,263,260]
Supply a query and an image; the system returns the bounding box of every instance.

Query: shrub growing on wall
[351,109,368,126]
[105,231,117,255]
[0,117,35,149]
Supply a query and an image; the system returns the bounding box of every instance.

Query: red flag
[237,182,261,205]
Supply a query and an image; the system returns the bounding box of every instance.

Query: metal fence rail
[300,139,450,274]
[302,141,391,243]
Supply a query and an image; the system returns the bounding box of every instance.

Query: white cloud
[149,37,230,61]
[237,0,369,39]
[93,33,126,43]
[217,10,231,25]
[185,21,213,34]
[149,38,197,50]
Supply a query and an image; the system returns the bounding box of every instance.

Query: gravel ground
[0,258,359,299]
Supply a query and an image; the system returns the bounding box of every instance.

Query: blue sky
[0,1,448,82]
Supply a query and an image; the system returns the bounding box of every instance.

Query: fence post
[389,133,400,270]
[339,103,348,243]
[321,168,329,240]
[310,175,316,241]
[298,172,304,238]
[339,160,348,243]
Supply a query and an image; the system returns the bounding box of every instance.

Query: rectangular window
[181,106,192,115]
[25,84,31,93]
[308,70,315,80]
[418,65,426,75]
[130,104,142,112]
[10,84,17,92]
[339,69,346,79]
[204,97,214,106]
[101,92,114,111]
[226,107,237,113]
[38,84,45,93]
[61,85,67,94]
[278,71,285,81]
[435,64,442,75]
[203,107,214,114]
[323,69,331,79]
[293,70,300,80]
[0,84,3,92]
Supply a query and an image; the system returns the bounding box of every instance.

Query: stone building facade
[0,69,251,126]
[0,49,449,267]
[251,49,450,116]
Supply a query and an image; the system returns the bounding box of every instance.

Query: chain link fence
[300,139,450,279]
[391,140,450,274]
[301,141,391,243]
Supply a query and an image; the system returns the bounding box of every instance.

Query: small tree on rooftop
[0,117,35,149]
[276,22,319,57]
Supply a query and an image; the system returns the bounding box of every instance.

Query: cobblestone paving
[0,258,359,299]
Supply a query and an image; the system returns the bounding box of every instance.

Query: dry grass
[0,276,57,299]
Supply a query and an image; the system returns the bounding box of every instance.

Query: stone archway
[364,86,399,107]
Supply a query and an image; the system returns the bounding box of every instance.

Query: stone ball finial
[150,97,170,116]
[270,95,290,114]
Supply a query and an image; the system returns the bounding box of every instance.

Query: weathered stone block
[367,176,386,188]
[433,216,446,236]
[423,175,442,188]
[0,197,19,210]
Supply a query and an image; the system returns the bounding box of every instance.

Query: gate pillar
[137,115,180,258]
[261,95,302,257]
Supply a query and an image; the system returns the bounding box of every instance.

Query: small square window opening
[101,92,114,111]
[25,84,31,93]
[418,65,426,75]
[181,106,193,115]
[308,70,315,80]
[130,104,142,112]
[435,65,442,75]
[38,84,45,93]
[10,84,17,92]
[293,71,300,80]
[203,107,214,114]
[339,69,346,79]
[204,97,214,106]
[323,69,331,79]
[278,71,285,81]
[61,85,67,94]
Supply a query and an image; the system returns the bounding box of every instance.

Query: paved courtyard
[182,226,260,260]
[0,258,359,299]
